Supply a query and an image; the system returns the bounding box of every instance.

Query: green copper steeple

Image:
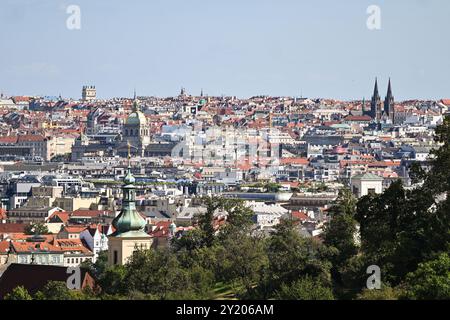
[111,141,149,237]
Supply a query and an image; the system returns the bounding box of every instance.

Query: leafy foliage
[275,276,334,300]
[404,253,450,300]
[4,286,33,300]
[24,222,50,235]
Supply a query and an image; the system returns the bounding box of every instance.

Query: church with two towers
[364,78,395,124]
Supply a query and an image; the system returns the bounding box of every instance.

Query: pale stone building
[350,173,383,198]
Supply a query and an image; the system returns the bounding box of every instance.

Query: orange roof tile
[280,158,309,166]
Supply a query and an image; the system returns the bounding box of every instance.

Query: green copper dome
[126,111,147,125]
[126,99,147,125]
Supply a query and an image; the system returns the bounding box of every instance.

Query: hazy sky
[0,0,449,100]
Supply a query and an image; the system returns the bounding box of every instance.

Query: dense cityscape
[0,79,448,300]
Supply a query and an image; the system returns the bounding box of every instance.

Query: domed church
[119,94,151,157]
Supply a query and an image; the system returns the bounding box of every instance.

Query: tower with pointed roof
[384,78,395,123]
[108,142,152,266]
[369,78,383,122]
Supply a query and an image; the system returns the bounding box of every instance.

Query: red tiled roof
[149,221,172,238]
[54,239,92,254]
[0,241,10,254]
[70,210,112,217]
[11,241,61,253]
[0,208,7,220]
[280,158,309,166]
[62,225,87,233]
[12,96,31,103]
[344,115,372,122]
[17,135,46,142]
[292,211,308,221]
[47,211,70,224]
[280,181,299,188]
[0,136,18,144]
[367,161,401,167]
[0,223,27,234]
[9,234,54,242]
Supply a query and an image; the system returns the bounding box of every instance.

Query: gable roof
[47,211,70,224]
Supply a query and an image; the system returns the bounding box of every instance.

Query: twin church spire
[365,78,395,123]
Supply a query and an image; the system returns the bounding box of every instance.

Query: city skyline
[0,77,440,103]
[0,0,449,100]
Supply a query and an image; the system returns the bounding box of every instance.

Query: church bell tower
[108,142,152,266]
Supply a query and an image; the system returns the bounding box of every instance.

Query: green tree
[124,248,203,299]
[215,232,268,295]
[24,222,50,235]
[357,286,405,300]
[323,188,359,298]
[265,182,281,193]
[218,198,254,236]
[4,286,33,300]
[258,220,332,298]
[348,117,450,297]
[81,250,108,281]
[404,253,450,300]
[34,281,85,300]
[323,189,358,266]
[355,180,418,285]
[97,265,128,296]
[275,276,334,300]
[173,197,254,251]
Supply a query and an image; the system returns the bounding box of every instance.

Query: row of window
[66,257,92,264]
[124,129,149,136]
[17,255,93,265]
[9,212,46,217]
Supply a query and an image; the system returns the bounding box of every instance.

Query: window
[114,250,118,265]
[367,188,376,195]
